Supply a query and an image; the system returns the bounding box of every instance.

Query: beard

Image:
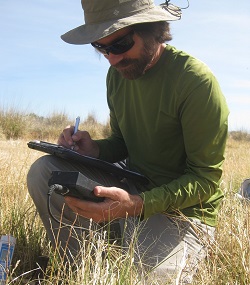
[113,40,157,80]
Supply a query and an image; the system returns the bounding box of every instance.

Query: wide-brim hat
[61,0,181,45]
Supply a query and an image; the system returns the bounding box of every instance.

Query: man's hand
[64,186,144,223]
[58,126,99,158]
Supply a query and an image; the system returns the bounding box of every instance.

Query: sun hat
[61,0,181,45]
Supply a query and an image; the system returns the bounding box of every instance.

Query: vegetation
[0,107,250,284]
[0,106,111,141]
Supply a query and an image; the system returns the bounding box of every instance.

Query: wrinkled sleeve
[141,70,229,220]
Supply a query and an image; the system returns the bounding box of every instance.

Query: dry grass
[193,137,250,284]
[223,138,250,190]
[0,107,111,141]
[0,134,250,284]
[0,140,47,276]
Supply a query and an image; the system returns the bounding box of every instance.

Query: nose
[105,53,124,66]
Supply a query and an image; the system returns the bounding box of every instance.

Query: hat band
[84,1,155,24]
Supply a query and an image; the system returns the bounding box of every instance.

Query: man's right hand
[57,126,100,158]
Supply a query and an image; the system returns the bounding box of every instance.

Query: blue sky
[0,0,250,131]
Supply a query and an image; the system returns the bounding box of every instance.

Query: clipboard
[27,140,149,185]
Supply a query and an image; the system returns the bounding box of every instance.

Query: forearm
[141,171,220,219]
[141,117,229,220]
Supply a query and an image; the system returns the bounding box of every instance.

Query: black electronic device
[48,171,104,202]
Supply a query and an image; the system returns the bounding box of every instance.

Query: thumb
[94,186,121,200]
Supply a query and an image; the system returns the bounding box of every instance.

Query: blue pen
[71,116,80,150]
[73,116,80,135]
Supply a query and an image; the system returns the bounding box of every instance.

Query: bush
[229,130,250,142]
[81,112,111,139]
[0,107,27,139]
[0,107,111,141]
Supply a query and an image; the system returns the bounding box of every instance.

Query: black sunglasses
[91,31,135,56]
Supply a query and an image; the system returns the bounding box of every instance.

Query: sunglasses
[91,31,135,56]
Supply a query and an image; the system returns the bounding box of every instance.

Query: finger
[57,132,72,147]
[57,133,65,145]
[65,196,107,222]
[62,126,75,146]
[78,130,92,141]
[94,186,126,201]
[71,130,82,143]
[65,196,101,213]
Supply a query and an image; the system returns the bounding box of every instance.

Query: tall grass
[0,107,111,141]
[1,107,250,284]
[0,107,27,139]
[193,137,250,284]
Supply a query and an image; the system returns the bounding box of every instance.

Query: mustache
[113,58,138,69]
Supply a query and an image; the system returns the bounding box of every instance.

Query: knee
[27,155,54,197]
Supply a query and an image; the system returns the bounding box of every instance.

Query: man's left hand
[64,186,144,223]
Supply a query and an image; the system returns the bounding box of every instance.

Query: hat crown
[62,0,181,45]
[81,0,154,24]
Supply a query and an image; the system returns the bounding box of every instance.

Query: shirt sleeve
[141,67,229,219]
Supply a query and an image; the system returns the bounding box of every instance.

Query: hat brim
[61,6,180,45]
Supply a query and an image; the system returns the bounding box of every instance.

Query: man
[27,0,229,283]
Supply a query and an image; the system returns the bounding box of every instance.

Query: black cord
[47,185,116,244]
[47,184,86,229]
[164,0,189,9]
[160,0,190,19]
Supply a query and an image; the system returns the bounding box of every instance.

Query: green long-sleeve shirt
[96,45,229,226]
